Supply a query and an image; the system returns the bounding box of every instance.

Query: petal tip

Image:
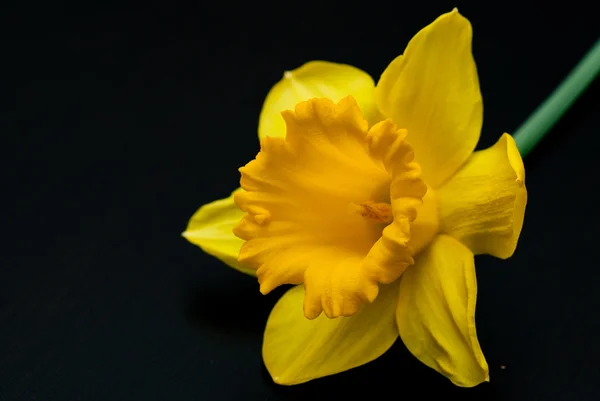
[502,133,526,186]
[267,371,306,386]
[448,7,467,20]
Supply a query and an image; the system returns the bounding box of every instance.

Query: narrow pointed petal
[259,61,377,140]
[263,283,398,385]
[375,10,482,188]
[182,191,255,276]
[397,235,489,387]
[438,133,527,259]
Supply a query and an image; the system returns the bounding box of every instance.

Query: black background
[2,1,599,400]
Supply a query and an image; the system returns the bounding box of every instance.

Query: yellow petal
[397,234,488,387]
[182,191,255,276]
[438,133,527,259]
[408,187,439,255]
[234,97,425,318]
[375,10,482,188]
[263,282,398,385]
[259,61,377,140]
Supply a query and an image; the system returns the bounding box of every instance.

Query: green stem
[513,38,600,157]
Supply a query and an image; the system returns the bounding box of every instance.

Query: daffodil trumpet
[183,10,600,387]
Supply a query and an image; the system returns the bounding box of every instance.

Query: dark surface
[2,1,599,400]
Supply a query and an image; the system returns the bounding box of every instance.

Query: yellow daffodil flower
[183,9,527,387]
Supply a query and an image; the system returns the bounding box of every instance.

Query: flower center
[233,96,427,319]
[348,201,393,224]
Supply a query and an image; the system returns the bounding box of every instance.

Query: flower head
[183,9,527,388]
[234,97,427,319]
